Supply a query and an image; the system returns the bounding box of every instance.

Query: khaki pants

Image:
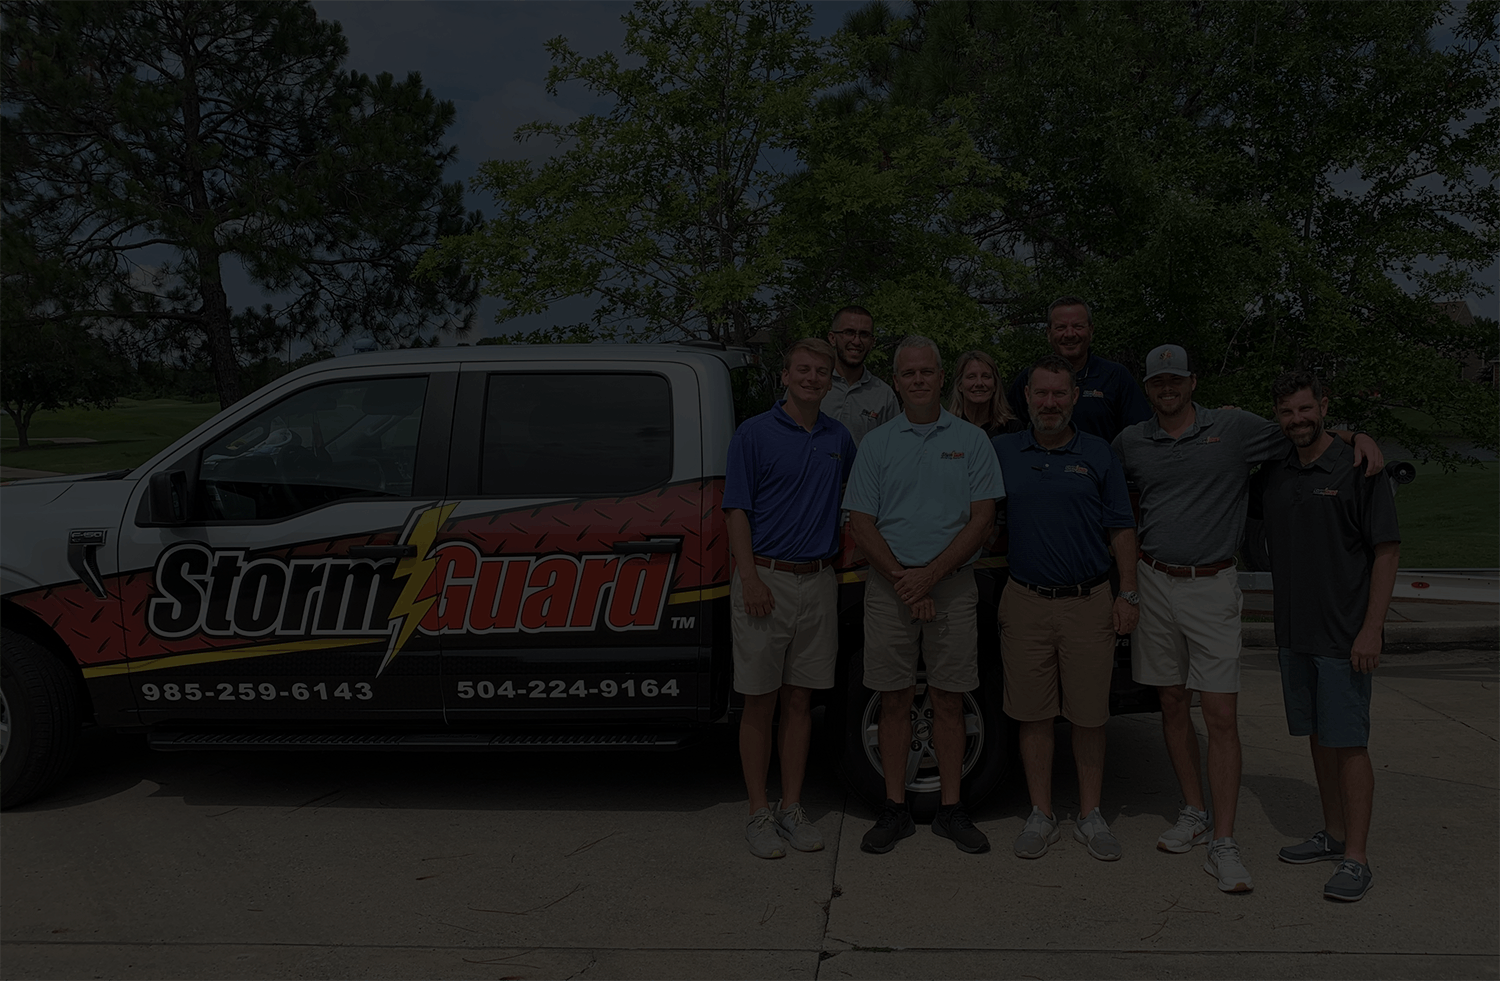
[998,584,1114,727]
[730,565,837,695]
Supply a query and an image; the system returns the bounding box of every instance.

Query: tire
[1,629,82,809]
[834,650,1010,823]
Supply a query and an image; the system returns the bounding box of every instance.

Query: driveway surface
[3,647,1496,980]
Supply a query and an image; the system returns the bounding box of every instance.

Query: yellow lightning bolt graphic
[377,503,457,677]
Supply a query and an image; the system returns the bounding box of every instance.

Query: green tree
[2,0,478,407]
[844,1,1500,462]
[425,0,837,346]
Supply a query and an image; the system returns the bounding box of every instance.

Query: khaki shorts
[862,568,979,693]
[998,583,1115,727]
[1132,559,1242,693]
[731,564,837,695]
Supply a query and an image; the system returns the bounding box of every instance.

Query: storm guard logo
[145,505,678,675]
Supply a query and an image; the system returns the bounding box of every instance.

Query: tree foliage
[845,0,1500,462]
[425,0,839,347]
[2,0,479,407]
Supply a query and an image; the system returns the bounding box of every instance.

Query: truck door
[113,366,456,725]
[435,361,710,726]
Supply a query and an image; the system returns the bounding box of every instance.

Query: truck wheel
[1,629,81,809]
[835,650,1010,822]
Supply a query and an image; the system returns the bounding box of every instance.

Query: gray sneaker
[1073,808,1122,861]
[1013,806,1061,859]
[1279,830,1345,865]
[1157,804,1213,853]
[1203,836,1253,892]
[1323,859,1374,902]
[773,800,824,852]
[746,807,786,859]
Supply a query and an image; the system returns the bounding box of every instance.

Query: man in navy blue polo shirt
[723,338,857,860]
[1005,296,1152,441]
[993,353,1140,862]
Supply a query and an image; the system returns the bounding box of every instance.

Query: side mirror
[149,470,188,524]
[1385,461,1417,485]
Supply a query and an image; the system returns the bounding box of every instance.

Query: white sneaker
[773,800,824,852]
[1158,804,1213,853]
[1203,836,1253,892]
[745,807,786,859]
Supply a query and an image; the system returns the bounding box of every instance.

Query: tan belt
[753,555,835,575]
[1140,551,1235,578]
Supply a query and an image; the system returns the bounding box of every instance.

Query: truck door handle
[612,538,683,555]
[67,529,109,598]
[349,545,416,559]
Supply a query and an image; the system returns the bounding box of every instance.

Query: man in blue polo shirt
[993,353,1140,862]
[1005,296,1152,441]
[724,338,857,860]
[844,335,1006,855]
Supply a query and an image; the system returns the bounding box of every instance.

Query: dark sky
[302,1,1495,343]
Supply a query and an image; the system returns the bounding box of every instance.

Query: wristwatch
[1118,590,1140,606]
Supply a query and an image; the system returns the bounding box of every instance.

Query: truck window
[480,372,672,497]
[197,376,428,521]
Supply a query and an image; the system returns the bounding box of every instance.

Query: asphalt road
[3,646,1496,980]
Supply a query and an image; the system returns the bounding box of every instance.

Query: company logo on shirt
[861,408,882,420]
[1199,436,1221,444]
[1064,464,1090,475]
[827,451,842,461]
[1082,389,1105,398]
[1313,487,1339,497]
[940,451,966,460]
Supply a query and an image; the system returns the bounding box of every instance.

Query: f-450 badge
[145,504,678,675]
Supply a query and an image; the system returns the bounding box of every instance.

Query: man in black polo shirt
[1253,370,1400,903]
[1006,296,1152,441]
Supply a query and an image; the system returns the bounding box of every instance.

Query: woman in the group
[948,350,1024,438]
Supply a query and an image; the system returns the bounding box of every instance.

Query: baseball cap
[1144,344,1193,380]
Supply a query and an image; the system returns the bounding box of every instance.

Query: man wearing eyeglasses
[823,305,901,446]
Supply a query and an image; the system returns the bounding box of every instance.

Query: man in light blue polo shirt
[724,338,857,860]
[843,335,1006,855]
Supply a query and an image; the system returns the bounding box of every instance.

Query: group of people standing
[721,300,1399,904]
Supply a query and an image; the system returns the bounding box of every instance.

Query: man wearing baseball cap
[1111,344,1384,894]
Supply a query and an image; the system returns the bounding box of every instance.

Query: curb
[1243,621,1498,649]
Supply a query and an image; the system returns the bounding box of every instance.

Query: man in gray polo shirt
[822,305,902,446]
[1111,344,1383,894]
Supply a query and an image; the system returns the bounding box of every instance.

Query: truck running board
[147,731,694,751]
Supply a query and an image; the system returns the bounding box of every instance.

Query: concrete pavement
[2,647,1496,979]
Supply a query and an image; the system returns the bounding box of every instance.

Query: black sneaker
[1279,830,1345,865]
[932,802,991,854]
[861,799,916,854]
[1323,859,1374,902]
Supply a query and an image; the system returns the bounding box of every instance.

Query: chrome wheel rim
[859,680,984,794]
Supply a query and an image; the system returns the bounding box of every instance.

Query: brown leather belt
[753,555,835,575]
[1140,551,1235,578]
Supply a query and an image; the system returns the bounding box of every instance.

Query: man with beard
[991,354,1140,861]
[1112,345,1383,894]
[844,336,1005,854]
[823,305,902,446]
[1252,370,1399,903]
[724,338,857,859]
[1006,297,1152,441]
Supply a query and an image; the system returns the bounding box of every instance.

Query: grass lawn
[0,398,222,476]
[5,399,1496,569]
[1394,461,1498,569]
